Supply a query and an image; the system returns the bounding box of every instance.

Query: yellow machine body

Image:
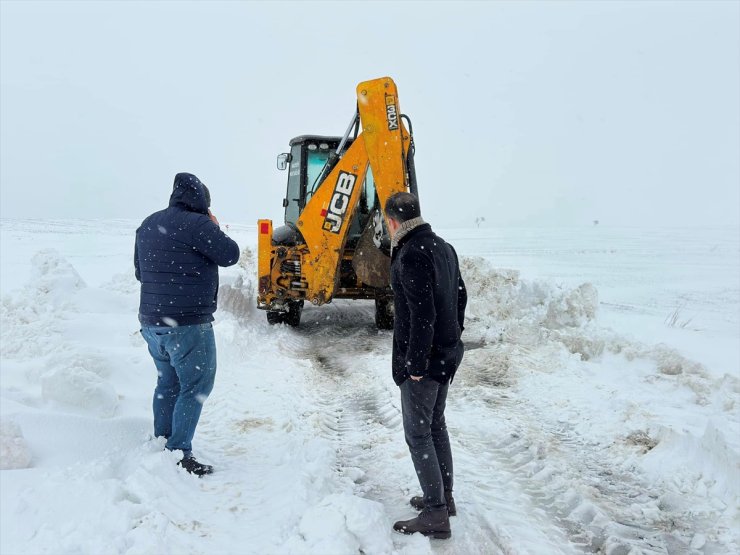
[257,77,414,325]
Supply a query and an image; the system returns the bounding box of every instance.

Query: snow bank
[643,422,739,512]
[28,248,87,301]
[457,256,603,387]
[218,246,258,321]
[1,250,120,417]
[545,282,599,329]
[1,223,737,554]
[458,253,739,552]
[1,249,86,359]
[0,420,32,470]
[460,256,598,331]
[460,256,719,391]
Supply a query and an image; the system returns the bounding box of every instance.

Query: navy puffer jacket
[135,173,240,327]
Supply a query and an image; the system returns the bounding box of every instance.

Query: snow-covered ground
[1,219,738,555]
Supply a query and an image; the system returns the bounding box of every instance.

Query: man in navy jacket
[386,192,467,539]
[135,173,240,476]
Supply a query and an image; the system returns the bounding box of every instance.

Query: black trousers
[400,377,453,510]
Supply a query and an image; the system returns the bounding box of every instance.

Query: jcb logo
[385,94,399,131]
[322,171,357,234]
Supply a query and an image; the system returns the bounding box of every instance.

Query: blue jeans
[400,378,453,511]
[141,323,217,457]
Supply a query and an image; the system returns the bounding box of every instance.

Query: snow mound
[40,352,118,417]
[461,258,712,385]
[219,246,258,321]
[545,282,598,329]
[458,256,601,378]
[27,248,86,304]
[0,420,32,470]
[552,331,606,361]
[455,257,604,390]
[601,338,718,403]
[288,493,392,555]
[642,422,739,519]
[460,256,597,329]
[650,344,707,377]
[460,258,532,321]
[612,339,708,377]
[1,249,86,359]
[219,275,256,321]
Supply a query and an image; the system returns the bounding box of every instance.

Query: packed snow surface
[1,220,738,554]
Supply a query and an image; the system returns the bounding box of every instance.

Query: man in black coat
[386,192,467,539]
[135,173,240,476]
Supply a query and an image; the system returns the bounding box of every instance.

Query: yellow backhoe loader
[257,76,418,329]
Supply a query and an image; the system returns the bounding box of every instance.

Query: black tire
[375,296,394,330]
[284,300,303,327]
[266,310,285,325]
[266,300,303,327]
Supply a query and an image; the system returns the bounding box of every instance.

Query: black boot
[177,456,213,476]
[393,508,451,539]
[410,491,457,516]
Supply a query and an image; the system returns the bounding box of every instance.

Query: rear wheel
[374,295,394,330]
[266,310,284,325]
[283,300,303,327]
[266,300,304,327]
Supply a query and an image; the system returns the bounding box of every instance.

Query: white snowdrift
[1,249,86,359]
[0,221,738,554]
[643,422,739,515]
[40,360,118,417]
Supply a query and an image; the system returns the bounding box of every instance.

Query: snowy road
[278,302,574,555]
[265,299,734,554]
[1,220,738,554]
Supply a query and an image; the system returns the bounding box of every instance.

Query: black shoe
[393,508,451,539]
[177,457,213,476]
[410,491,457,516]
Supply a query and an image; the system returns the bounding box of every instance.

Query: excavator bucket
[352,211,391,287]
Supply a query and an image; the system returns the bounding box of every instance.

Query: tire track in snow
[282,301,585,554]
[280,300,712,554]
[217,294,708,554]
[453,375,703,554]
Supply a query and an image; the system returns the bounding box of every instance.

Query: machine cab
[276,135,379,248]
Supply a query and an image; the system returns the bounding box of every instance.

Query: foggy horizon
[1,1,738,229]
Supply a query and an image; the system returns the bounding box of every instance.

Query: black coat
[390,223,467,385]
[134,173,240,327]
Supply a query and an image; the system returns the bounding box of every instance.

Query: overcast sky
[1,0,738,228]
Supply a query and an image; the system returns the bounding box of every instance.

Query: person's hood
[169,173,210,214]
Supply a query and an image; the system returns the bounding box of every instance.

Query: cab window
[305,147,332,204]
